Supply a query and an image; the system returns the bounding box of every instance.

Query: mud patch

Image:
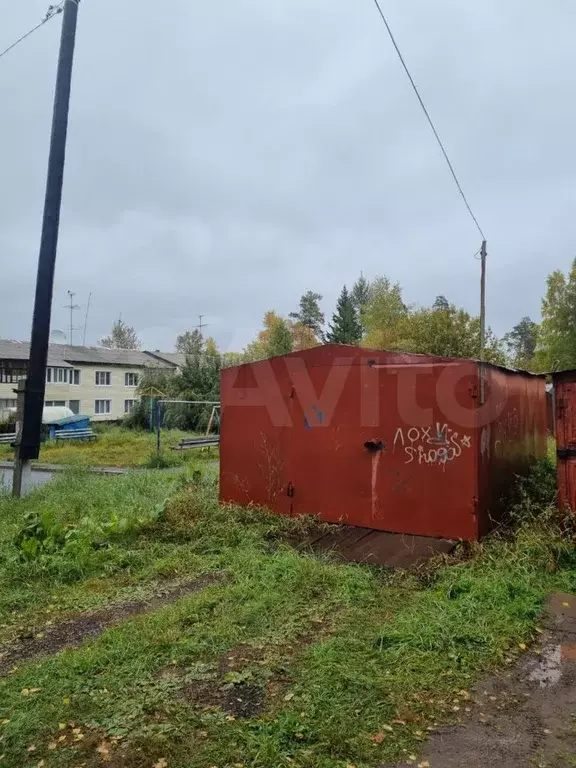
[0,573,222,674]
[181,679,265,718]
[173,628,331,720]
[174,644,277,720]
[219,643,276,675]
[382,591,576,768]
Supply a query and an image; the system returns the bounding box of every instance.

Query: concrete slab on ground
[296,527,455,569]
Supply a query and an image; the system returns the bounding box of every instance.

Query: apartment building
[0,341,176,421]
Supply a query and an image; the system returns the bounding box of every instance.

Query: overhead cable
[0,2,64,61]
[370,0,485,240]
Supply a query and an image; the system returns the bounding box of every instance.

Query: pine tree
[99,318,140,349]
[432,295,450,311]
[289,291,324,340]
[351,273,371,311]
[325,286,362,345]
[504,317,539,368]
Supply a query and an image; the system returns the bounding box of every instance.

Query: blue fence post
[156,400,161,457]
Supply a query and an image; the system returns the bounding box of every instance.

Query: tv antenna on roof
[194,315,209,334]
[64,290,82,345]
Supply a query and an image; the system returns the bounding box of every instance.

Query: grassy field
[0,427,217,469]
[0,460,572,767]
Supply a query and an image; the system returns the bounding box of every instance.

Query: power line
[0,2,64,61]
[369,0,485,241]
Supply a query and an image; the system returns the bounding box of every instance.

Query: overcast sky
[1,0,575,352]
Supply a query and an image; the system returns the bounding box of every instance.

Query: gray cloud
[1,0,575,351]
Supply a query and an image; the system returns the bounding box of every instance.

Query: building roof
[58,344,171,368]
[0,340,177,369]
[0,340,72,367]
[146,351,186,368]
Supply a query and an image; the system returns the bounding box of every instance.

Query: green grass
[0,426,217,468]
[0,464,572,767]
[548,434,557,463]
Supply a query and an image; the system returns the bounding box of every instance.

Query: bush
[10,489,169,582]
[0,415,16,435]
[509,457,557,522]
[13,510,72,560]
[145,452,173,469]
[124,398,154,431]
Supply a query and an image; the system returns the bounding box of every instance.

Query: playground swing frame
[154,399,221,456]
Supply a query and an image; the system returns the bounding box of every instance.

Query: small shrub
[145,452,173,469]
[12,495,168,573]
[80,501,168,541]
[0,415,16,435]
[13,510,72,560]
[509,457,557,523]
[123,399,152,431]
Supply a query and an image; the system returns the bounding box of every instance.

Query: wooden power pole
[15,0,81,493]
[479,239,487,404]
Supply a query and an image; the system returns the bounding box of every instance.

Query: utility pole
[16,0,81,476]
[479,239,487,404]
[12,381,29,498]
[64,290,81,344]
[196,315,208,334]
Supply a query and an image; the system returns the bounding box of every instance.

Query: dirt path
[384,592,576,768]
[0,573,220,674]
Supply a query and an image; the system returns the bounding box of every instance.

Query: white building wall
[0,365,145,422]
[74,364,142,421]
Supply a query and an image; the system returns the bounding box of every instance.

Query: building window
[0,366,27,383]
[95,371,111,386]
[95,399,111,415]
[68,400,80,415]
[125,372,139,387]
[45,400,66,407]
[46,367,79,384]
[0,398,17,410]
[124,399,137,414]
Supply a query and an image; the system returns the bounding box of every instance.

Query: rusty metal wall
[220,344,546,541]
[553,371,576,514]
[476,366,547,537]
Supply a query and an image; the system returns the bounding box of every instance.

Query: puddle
[0,468,54,495]
[526,643,562,688]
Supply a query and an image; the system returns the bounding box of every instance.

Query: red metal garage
[220,344,547,541]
